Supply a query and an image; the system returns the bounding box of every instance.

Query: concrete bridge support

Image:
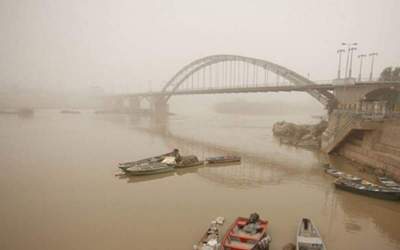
[127,96,141,112]
[150,97,169,116]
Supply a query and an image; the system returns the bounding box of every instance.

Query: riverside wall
[325,111,400,181]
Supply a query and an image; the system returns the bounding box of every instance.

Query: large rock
[273,120,327,149]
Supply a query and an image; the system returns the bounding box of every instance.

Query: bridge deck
[114,81,400,98]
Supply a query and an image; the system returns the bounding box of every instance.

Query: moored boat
[121,162,174,176]
[176,155,204,168]
[325,168,361,182]
[194,220,222,250]
[334,178,400,201]
[220,213,270,250]
[206,156,241,165]
[377,176,400,191]
[296,218,326,250]
[325,168,344,178]
[60,110,81,114]
[118,149,180,170]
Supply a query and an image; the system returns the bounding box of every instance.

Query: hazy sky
[1,0,399,93]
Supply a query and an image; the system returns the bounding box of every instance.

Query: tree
[379,66,400,81]
[379,67,392,81]
[392,67,400,81]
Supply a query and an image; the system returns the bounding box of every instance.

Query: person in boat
[172,148,182,163]
[239,213,263,234]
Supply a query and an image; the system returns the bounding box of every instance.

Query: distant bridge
[105,54,400,113]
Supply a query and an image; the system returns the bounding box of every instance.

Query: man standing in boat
[172,148,182,163]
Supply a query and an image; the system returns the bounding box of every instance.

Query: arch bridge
[106,54,399,114]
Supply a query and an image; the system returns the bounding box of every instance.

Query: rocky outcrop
[272,120,328,149]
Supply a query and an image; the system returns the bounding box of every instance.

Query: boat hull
[206,156,241,165]
[220,216,268,250]
[296,218,326,250]
[335,182,400,201]
[121,166,175,176]
[377,177,400,190]
[176,161,204,168]
[118,150,176,170]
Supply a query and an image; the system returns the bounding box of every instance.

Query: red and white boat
[220,215,270,250]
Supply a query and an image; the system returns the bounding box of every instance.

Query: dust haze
[1,0,399,110]
[1,2,400,250]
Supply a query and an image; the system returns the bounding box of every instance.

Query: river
[1,101,399,250]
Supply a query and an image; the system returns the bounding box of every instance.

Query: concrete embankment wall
[334,118,400,181]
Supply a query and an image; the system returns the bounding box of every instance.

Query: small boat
[325,168,361,182]
[205,156,241,165]
[296,218,326,250]
[176,155,204,168]
[334,178,400,201]
[220,213,270,250]
[194,221,221,250]
[121,162,174,176]
[118,149,180,170]
[325,168,344,178]
[0,110,17,115]
[60,110,80,114]
[377,176,400,190]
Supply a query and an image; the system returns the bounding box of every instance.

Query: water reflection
[122,114,400,248]
[1,110,399,250]
[335,186,400,244]
[122,117,327,189]
[345,221,362,233]
[124,172,175,184]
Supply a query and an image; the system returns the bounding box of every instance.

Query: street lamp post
[369,52,378,81]
[348,47,357,78]
[337,49,345,79]
[357,54,367,82]
[342,42,358,78]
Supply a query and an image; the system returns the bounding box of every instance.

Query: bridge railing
[335,108,400,121]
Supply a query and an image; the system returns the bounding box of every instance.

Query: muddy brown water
[0,109,399,250]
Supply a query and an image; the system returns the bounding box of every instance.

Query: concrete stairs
[322,112,379,153]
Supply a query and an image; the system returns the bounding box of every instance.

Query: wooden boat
[118,149,179,170]
[121,162,174,176]
[194,221,220,250]
[325,168,344,178]
[220,215,269,250]
[296,218,326,250]
[325,168,361,182]
[176,155,204,168]
[206,156,241,165]
[334,178,400,201]
[377,176,400,191]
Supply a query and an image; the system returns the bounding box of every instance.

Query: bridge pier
[127,96,141,112]
[151,97,169,116]
[110,97,125,112]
